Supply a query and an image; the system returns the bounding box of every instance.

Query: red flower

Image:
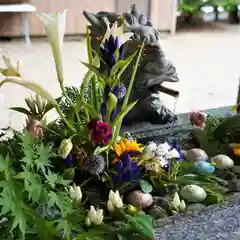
[88,119,112,145]
[188,111,207,129]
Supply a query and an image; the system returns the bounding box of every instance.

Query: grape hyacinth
[83,155,105,176]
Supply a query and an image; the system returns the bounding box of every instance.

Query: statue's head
[83,5,179,102]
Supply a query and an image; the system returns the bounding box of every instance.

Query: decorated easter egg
[180,185,207,202]
[186,149,208,161]
[211,154,234,170]
[194,161,215,175]
[126,190,153,209]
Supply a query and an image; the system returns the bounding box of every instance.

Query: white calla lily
[101,21,133,48]
[38,10,67,84]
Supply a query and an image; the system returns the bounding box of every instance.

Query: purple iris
[163,139,183,172]
[64,154,73,166]
[170,139,183,161]
[112,154,141,185]
[100,35,124,69]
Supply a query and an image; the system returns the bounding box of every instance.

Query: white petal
[172,192,181,207]
[38,10,67,83]
[107,200,115,212]
[179,200,186,211]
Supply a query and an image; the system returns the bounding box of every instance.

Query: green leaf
[128,214,155,240]
[0,77,58,106]
[111,100,137,128]
[93,145,110,155]
[140,180,153,194]
[11,208,27,237]
[80,61,102,79]
[111,51,138,81]
[0,155,8,172]
[9,107,31,116]
[45,170,59,188]
[82,102,99,118]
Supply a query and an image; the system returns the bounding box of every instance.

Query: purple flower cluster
[112,154,141,186]
[100,82,126,122]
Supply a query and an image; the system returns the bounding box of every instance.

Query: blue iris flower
[112,154,141,185]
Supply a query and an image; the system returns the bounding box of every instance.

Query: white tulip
[107,200,115,212]
[179,200,186,212]
[155,142,180,159]
[172,192,181,206]
[108,190,123,212]
[155,142,172,156]
[167,148,180,159]
[171,192,186,212]
[101,21,133,48]
[87,206,104,225]
[69,183,82,201]
[38,10,67,84]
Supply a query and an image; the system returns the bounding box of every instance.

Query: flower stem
[111,42,145,145]
[55,105,76,133]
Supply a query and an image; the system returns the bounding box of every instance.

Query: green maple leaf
[35,143,53,173]
[45,170,59,188]
[20,168,43,202]
[11,208,27,237]
[48,191,72,217]
[0,155,8,172]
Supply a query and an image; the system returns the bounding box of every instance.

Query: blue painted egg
[194,161,215,175]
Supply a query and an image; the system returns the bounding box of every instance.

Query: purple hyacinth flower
[100,102,107,117]
[110,109,117,122]
[119,44,124,59]
[113,83,126,99]
[104,85,111,99]
[64,154,72,166]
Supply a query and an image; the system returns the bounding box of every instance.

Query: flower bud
[108,92,118,116]
[108,190,123,209]
[87,206,104,225]
[58,138,73,159]
[107,200,115,212]
[85,217,91,226]
[179,200,186,212]
[69,183,82,201]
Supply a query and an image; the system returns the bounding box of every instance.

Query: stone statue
[83,4,179,125]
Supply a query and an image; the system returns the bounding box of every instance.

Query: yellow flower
[113,139,143,161]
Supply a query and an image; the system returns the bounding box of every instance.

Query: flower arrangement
[0,10,231,240]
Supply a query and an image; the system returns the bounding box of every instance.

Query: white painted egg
[126,190,153,209]
[211,154,234,169]
[186,149,208,161]
[180,185,207,202]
